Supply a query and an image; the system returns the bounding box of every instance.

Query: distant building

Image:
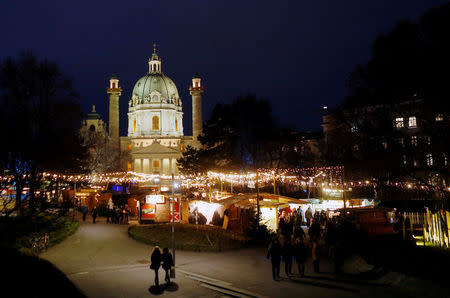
[322,97,449,185]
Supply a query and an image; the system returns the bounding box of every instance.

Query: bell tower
[189,73,204,147]
[107,75,122,149]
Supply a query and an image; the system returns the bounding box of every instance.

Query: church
[83,45,204,175]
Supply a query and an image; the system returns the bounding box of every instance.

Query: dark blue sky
[1,0,447,135]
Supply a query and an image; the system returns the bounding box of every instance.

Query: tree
[179,95,312,174]
[325,3,450,190]
[0,52,85,215]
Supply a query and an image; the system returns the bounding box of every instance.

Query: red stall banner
[142,204,156,220]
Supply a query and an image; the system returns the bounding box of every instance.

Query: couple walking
[150,246,174,287]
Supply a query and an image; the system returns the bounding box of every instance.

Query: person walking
[106,207,111,223]
[267,238,282,281]
[92,207,98,224]
[283,239,294,277]
[312,239,320,273]
[150,246,162,287]
[161,247,174,285]
[82,206,88,222]
[294,238,307,277]
[305,207,313,227]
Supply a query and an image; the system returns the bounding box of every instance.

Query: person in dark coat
[305,207,313,227]
[82,207,88,222]
[150,246,162,286]
[266,238,282,281]
[283,239,294,277]
[294,225,306,241]
[161,247,174,285]
[294,238,307,277]
[92,207,97,224]
[308,219,321,242]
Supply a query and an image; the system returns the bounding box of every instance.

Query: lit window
[152,95,159,102]
[426,136,431,145]
[395,117,404,128]
[382,141,387,149]
[408,116,417,128]
[152,116,159,130]
[426,154,433,166]
[444,154,448,166]
[133,118,136,132]
[413,160,418,167]
[436,114,444,122]
[128,144,132,151]
[402,155,407,165]
[411,136,417,146]
[152,160,160,168]
[175,118,178,131]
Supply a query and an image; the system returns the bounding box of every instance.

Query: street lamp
[171,174,176,278]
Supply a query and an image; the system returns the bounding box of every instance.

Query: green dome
[132,73,179,103]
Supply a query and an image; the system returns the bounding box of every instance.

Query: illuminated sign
[145,195,165,204]
[160,186,169,192]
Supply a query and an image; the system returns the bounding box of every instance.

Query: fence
[423,208,450,248]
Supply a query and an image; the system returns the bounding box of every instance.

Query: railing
[423,208,450,248]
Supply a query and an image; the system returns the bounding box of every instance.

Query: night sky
[1,0,447,136]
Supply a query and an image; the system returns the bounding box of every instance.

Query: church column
[143,159,150,174]
[163,158,170,175]
[107,76,122,150]
[134,159,142,173]
[189,74,204,147]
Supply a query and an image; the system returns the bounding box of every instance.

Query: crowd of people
[267,206,357,281]
[106,206,131,224]
[80,205,131,224]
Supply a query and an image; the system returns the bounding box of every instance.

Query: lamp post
[171,174,176,277]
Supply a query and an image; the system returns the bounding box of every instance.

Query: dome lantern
[148,43,162,74]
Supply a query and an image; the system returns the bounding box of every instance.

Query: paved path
[42,217,416,297]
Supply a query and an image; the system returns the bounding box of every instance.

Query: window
[411,136,417,146]
[426,136,431,145]
[395,117,404,128]
[152,95,159,102]
[444,154,448,166]
[175,118,178,131]
[413,160,418,167]
[436,114,444,122]
[89,125,95,132]
[351,124,358,133]
[408,116,417,128]
[133,118,136,132]
[426,154,433,166]
[152,116,159,130]
[152,160,160,168]
[402,155,407,165]
[128,144,132,151]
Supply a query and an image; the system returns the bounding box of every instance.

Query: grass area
[0,212,80,255]
[129,223,247,252]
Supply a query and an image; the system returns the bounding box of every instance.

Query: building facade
[118,46,202,175]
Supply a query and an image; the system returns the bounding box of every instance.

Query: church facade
[102,46,204,175]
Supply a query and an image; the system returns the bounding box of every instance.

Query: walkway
[42,217,412,297]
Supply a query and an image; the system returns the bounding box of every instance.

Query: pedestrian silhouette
[267,238,282,281]
[150,246,162,287]
[161,247,174,285]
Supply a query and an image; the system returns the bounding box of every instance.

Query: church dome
[132,73,180,104]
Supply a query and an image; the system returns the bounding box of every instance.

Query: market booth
[139,194,181,223]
